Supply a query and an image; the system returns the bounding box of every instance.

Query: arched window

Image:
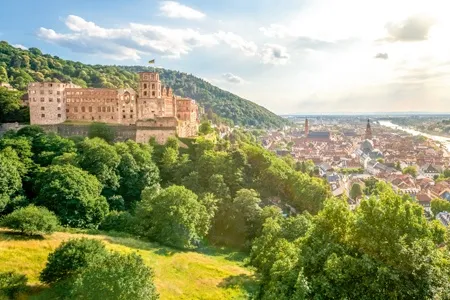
[144,83,147,89]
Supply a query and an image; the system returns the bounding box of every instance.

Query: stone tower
[137,72,162,120]
[305,118,309,136]
[365,119,373,140]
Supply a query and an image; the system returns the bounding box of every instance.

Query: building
[436,211,450,226]
[28,82,80,125]
[28,72,199,142]
[365,119,373,139]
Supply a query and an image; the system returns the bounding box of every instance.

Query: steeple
[365,119,373,140]
[305,118,309,136]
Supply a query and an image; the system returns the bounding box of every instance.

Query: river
[379,121,450,152]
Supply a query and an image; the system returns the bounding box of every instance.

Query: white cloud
[222,72,244,84]
[159,1,205,20]
[260,44,290,65]
[13,44,28,50]
[215,31,258,56]
[259,24,295,38]
[37,15,217,60]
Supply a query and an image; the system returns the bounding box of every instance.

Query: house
[318,163,333,176]
[415,191,433,214]
[436,211,450,226]
[420,164,442,179]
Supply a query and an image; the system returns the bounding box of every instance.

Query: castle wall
[28,82,79,125]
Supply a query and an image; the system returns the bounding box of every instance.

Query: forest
[0,122,450,299]
[0,41,288,128]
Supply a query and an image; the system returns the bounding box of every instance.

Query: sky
[1,0,450,114]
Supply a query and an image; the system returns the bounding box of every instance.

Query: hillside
[0,229,256,299]
[0,41,288,128]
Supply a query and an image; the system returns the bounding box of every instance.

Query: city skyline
[1,0,449,114]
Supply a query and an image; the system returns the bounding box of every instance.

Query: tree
[431,198,450,217]
[88,122,116,143]
[137,185,210,249]
[34,164,109,227]
[198,121,214,135]
[0,272,28,299]
[350,183,363,199]
[0,87,22,122]
[77,138,120,193]
[40,238,108,284]
[1,205,59,236]
[0,153,22,212]
[60,252,159,300]
[403,165,418,177]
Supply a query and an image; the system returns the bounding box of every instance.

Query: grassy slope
[0,229,257,299]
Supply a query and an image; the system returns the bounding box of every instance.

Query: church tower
[305,118,309,136]
[365,119,373,140]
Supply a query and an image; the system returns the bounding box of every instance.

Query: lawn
[0,229,257,299]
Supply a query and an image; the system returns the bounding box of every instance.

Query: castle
[28,72,199,143]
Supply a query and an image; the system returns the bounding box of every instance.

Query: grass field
[0,229,257,299]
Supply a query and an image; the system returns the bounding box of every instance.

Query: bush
[1,205,59,236]
[0,272,27,298]
[88,122,116,143]
[39,238,108,284]
[68,252,158,300]
[98,211,137,234]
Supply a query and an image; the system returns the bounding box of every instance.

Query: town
[261,116,450,226]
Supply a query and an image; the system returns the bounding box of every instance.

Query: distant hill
[0,41,288,128]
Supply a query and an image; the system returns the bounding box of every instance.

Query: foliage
[33,164,108,227]
[0,272,27,299]
[402,165,418,177]
[1,205,59,236]
[39,238,108,284]
[0,41,287,128]
[87,122,116,143]
[250,188,450,299]
[137,185,211,249]
[0,152,22,212]
[0,87,25,123]
[98,211,137,234]
[199,120,214,135]
[349,183,363,199]
[430,198,450,217]
[66,252,159,300]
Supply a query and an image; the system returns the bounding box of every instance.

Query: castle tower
[137,72,162,119]
[365,119,373,140]
[305,118,309,136]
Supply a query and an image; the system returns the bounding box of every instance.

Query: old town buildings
[28,72,199,143]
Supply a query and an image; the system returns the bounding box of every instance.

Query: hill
[0,41,288,128]
[0,228,257,299]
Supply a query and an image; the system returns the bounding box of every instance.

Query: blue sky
[1,0,449,114]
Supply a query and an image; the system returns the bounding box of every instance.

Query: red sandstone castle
[28,72,199,143]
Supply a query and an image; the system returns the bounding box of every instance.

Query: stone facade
[28,72,199,143]
[29,82,80,125]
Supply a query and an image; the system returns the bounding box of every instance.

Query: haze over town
[1,0,449,114]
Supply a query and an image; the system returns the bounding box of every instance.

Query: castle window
[40,90,44,95]
[98,107,101,112]
[66,109,69,112]
[152,91,155,96]
[102,107,106,112]
[144,91,147,96]
[144,83,147,89]
[57,114,61,118]
[81,106,85,112]
[107,107,111,112]
[41,114,45,118]
[89,107,92,112]
[49,90,53,94]
[74,107,78,112]
[152,84,155,89]
[57,91,60,95]
[99,116,101,120]
[48,83,53,87]
[130,109,133,113]
[49,98,53,102]
[123,115,126,119]
[82,116,85,119]
[130,115,133,118]
[92,117,94,120]
[58,107,61,110]
[57,98,61,103]
[111,116,114,119]
[41,107,45,111]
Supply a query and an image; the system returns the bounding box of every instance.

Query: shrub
[39,238,108,284]
[1,205,59,236]
[98,211,137,234]
[0,272,27,298]
[68,252,158,300]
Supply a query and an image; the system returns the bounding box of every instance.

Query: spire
[365,119,373,140]
[305,118,309,136]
